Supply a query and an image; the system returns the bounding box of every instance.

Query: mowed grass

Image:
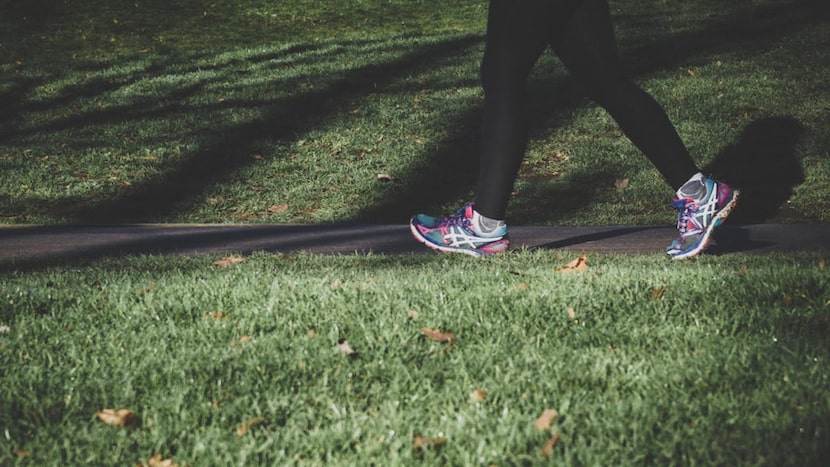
[0,0,828,225]
[2,1,830,466]
[1,251,829,465]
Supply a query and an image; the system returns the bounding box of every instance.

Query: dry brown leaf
[230,335,252,347]
[687,68,698,78]
[540,433,561,459]
[145,453,178,467]
[209,311,227,320]
[782,293,793,305]
[337,338,357,356]
[267,204,289,213]
[421,327,456,344]
[413,434,446,451]
[614,178,630,190]
[96,408,141,429]
[213,254,247,267]
[512,283,530,292]
[557,255,588,274]
[469,389,487,403]
[12,448,30,458]
[236,417,266,436]
[534,409,559,431]
[566,307,576,320]
[651,286,667,300]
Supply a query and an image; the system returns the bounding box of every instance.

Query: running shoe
[667,178,739,260]
[410,203,509,257]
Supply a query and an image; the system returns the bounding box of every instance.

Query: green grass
[1,0,828,225]
[1,251,829,465]
[2,1,829,465]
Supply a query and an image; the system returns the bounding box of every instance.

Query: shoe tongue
[672,198,692,209]
[464,203,475,219]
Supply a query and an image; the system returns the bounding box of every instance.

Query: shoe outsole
[670,189,740,260]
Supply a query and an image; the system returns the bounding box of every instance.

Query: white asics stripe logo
[444,226,503,248]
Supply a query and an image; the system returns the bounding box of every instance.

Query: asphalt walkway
[1,223,828,266]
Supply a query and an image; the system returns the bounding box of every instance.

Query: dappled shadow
[705,117,806,224]
[355,0,827,224]
[1,1,826,226]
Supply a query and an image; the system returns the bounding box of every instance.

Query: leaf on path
[213,254,247,267]
[421,327,456,344]
[236,417,266,436]
[413,434,446,452]
[267,204,289,213]
[556,255,588,274]
[96,408,141,429]
[144,453,178,467]
[337,338,357,356]
[534,409,558,431]
[469,389,487,403]
[540,433,561,459]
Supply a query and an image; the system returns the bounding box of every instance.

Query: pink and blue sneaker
[667,178,739,260]
[410,203,509,257]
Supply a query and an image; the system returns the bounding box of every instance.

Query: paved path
[1,224,827,265]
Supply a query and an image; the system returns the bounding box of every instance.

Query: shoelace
[674,199,699,237]
[436,208,471,229]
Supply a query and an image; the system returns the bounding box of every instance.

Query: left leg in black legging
[552,0,699,191]
[473,0,554,220]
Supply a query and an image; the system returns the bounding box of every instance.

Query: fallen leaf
[0,325,9,334]
[557,255,588,274]
[512,283,530,292]
[236,417,266,436]
[208,311,227,320]
[230,335,252,347]
[376,173,395,182]
[12,448,29,458]
[213,254,247,267]
[145,453,178,467]
[651,286,667,300]
[540,433,561,458]
[534,409,558,431]
[469,389,487,403]
[566,307,576,320]
[267,204,289,213]
[687,69,697,78]
[421,327,456,344]
[96,409,141,429]
[614,178,630,190]
[348,108,361,115]
[782,293,793,305]
[337,338,357,356]
[413,434,446,451]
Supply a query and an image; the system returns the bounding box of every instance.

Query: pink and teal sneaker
[410,203,508,257]
[667,178,739,260]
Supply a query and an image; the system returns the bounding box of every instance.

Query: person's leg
[472,0,557,220]
[552,0,739,259]
[551,0,698,191]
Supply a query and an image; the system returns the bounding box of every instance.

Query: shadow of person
[704,116,806,224]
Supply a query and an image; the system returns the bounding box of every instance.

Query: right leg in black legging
[552,0,699,190]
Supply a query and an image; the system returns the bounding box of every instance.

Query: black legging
[474,0,699,220]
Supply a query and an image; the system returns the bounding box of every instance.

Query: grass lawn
[1,252,829,465]
[1,0,830,465]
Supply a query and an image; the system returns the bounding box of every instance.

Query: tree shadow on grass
[353,0,827,225]
[2,1,825,227]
